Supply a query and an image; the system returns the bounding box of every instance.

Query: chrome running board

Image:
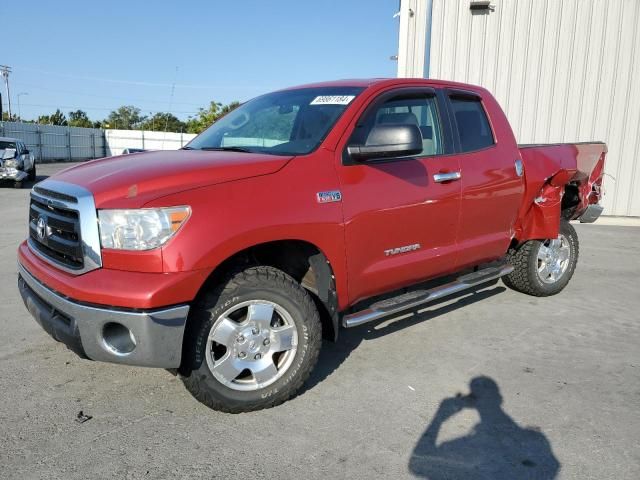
[342,264,513,328]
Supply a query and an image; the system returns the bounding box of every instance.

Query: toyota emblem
[36,216,48,241]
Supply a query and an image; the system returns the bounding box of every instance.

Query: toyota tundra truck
[17,79,606,413]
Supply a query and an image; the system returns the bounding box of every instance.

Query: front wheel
[180,266,322,413]
[28,163,36,181]
[503,219,579,296]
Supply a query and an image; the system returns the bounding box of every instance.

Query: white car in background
[0,137,36,188]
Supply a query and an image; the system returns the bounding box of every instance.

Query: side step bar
[342,264,513,328]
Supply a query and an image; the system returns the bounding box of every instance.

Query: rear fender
[518,173,566,241]
[515,144,606,243]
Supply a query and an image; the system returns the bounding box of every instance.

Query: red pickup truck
[18,79,606,413]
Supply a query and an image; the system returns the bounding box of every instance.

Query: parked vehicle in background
[0,137,36,188]
[17,78,606,413]
[121,148,147,155]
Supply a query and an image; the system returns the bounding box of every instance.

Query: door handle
[433,171,462,183]
[515,158,524,177]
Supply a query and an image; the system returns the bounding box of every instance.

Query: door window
[449,97,494,152]
[350,95,444,156]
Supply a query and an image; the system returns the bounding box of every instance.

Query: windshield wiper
[198,146,254,153]
[180,146,196,150]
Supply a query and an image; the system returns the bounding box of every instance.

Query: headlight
[3,159,21,169]
[98,206,191,250]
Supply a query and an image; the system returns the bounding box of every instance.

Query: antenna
[0,65,12,119]
[162,66,179,148]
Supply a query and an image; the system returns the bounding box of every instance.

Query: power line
[20,102,198,115]
[13,81,205,107]
[14,65,270,92]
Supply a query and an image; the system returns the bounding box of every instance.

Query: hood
[51,150,292,208]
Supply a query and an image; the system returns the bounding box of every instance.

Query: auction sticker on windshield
[310,95,355,105]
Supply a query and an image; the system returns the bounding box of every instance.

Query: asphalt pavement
[0,163,638,479]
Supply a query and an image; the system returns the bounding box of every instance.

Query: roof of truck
[281,77,486,91]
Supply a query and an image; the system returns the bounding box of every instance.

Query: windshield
[0,141,17,150]
[186,86,364,156]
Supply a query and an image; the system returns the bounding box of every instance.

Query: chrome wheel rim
[537,234,571,284]
[205,300,298,391]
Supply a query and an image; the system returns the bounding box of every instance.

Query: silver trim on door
[433,171,462,183]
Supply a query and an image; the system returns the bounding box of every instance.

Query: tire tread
[503,220,579,297]
[181,265,321,413]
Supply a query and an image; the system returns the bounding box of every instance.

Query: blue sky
[2,1,400,122]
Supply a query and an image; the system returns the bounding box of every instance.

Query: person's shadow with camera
[409,376,560,479]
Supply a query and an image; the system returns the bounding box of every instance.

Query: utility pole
[0,65,12,119]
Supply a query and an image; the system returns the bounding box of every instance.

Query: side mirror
[347,124,423,161]
[23,149,30,155]
[2,149,17,160]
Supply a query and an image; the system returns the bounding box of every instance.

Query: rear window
[450,97,494,152]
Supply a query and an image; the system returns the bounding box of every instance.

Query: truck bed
[518,141,606,217]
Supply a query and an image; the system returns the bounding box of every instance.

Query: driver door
[336,88,462,304]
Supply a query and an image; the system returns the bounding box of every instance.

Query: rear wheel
[503,220,579,296]
[181,266,322,413]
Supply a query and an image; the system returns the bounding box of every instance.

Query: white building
[397,0,640,217]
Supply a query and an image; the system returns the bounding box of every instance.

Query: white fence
[0,121,196,163]
[105,129,195,157]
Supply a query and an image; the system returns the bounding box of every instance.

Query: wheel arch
[193,239,340,342]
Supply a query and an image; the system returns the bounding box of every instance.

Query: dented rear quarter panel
[516,142,607,241]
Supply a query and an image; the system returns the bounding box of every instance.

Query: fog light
[102,322,136,355]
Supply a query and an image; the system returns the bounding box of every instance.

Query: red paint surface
[18,79,607,311]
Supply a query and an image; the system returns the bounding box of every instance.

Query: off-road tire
[180,266,322,413]
[503,220,579,296]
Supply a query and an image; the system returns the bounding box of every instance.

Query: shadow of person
[410,376,560,479]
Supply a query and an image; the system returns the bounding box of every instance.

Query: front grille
[29,194,84,270]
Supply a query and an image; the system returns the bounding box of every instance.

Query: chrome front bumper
[0,168,27,181]
[579,204,604,223]
[18,262,190,368]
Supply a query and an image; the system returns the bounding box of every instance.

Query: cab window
[449,97,494,152]
[350,94,444,157]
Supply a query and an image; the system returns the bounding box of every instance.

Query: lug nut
[252,328,259,335]
[254,353,262,360]
[238,352,246,359]
[237,335,245,343]
[263,338,270,346]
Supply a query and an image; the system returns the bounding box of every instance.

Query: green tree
[185,101,240,134]
[68,110,93,128]
[38,109,68,126]
[185,101,221,134]
[219,101,241,118]
[2,112,21,122]
[139,112,186,132]
[104,105,146,130]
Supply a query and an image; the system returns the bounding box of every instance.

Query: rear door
[336,87,462,304]
[445,89,524,267]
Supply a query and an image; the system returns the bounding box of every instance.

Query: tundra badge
[384,243,421,256]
